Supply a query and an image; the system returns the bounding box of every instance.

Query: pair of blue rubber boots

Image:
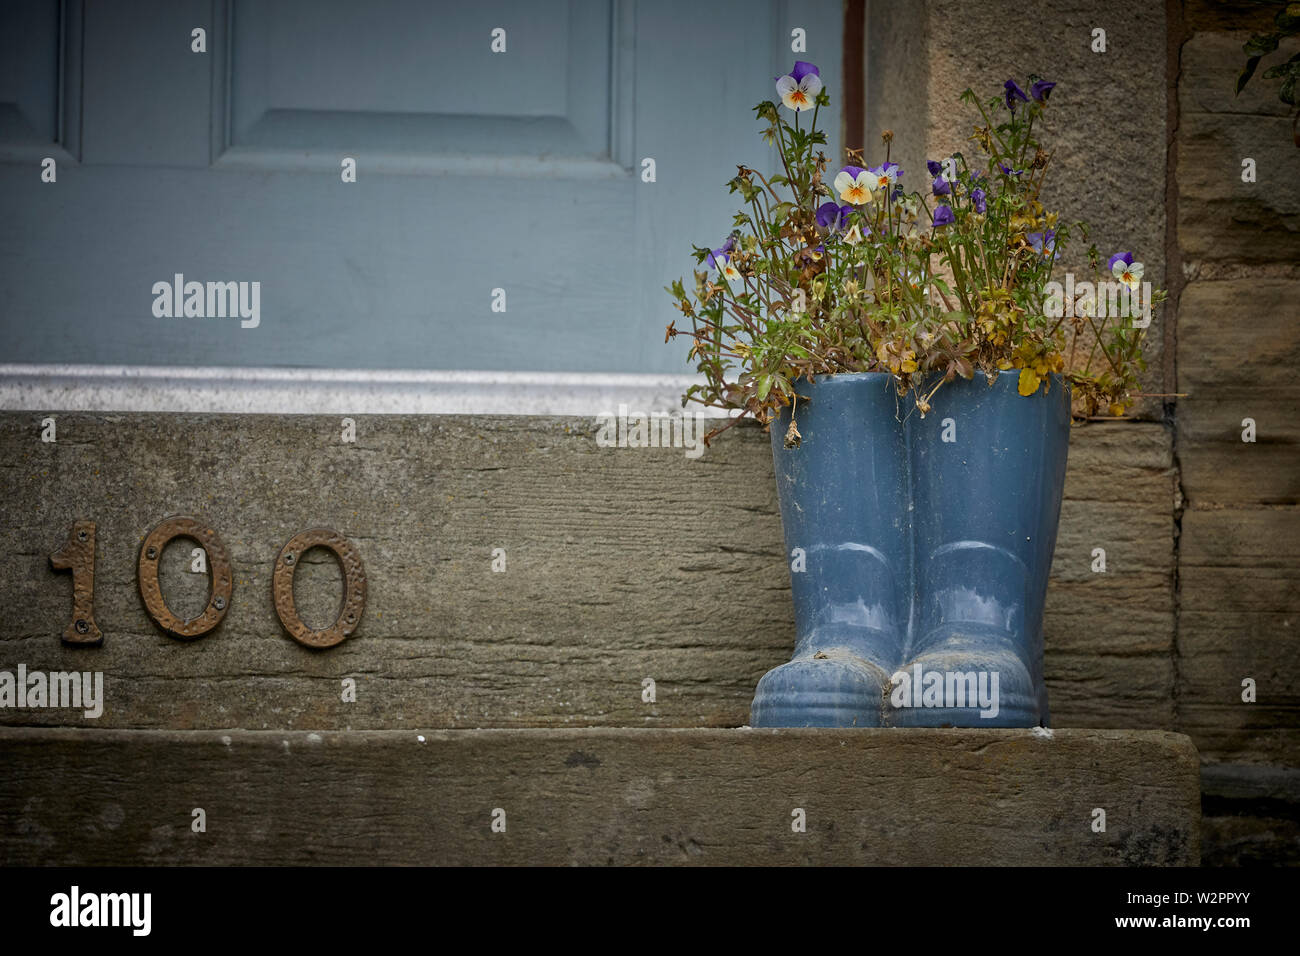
[750,371,1072,729]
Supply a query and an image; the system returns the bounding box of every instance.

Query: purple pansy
[706,237,741,279]
[998,162,1024,176]
[705,235,735,268]
[970,187,987,214]
[867,162,902,193]
[1030,79,1055,103]
[932,205,955,228]
[932,175,951,196]
[1004,79,1029,111]
[1110,253,1145,290]
[926,160,943,176]
[790,61,819,82]
[816,202,854,230]
[775,61,822,112]
[1027,229,1057,256]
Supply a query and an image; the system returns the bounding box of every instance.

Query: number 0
[137,516,233,640]
[272,528,367,649]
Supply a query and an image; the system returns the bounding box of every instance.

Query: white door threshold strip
[0,365,732,417]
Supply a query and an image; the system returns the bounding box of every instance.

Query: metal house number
[49,515,367,649]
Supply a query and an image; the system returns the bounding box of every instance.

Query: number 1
[50,520,102,645]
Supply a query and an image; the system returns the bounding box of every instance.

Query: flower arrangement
[665,62,1165,443]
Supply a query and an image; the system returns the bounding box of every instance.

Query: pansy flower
[926,159,943,176]
[932,175,951,196]
[705,235,734,267]
[843,223,870,246]
[1004,79,1029,112]
[998,162,1024,177]
[867,162,902,192]
[1030,79,1055,104]
[816,201,853,231]
[706,237,740,281]
[898,268,922,291]
[970,187,987,214]
[932,205,955,228]
[775,61,822,112]
[834,166,875,205]
[1108,252,1144,291]
[1027,229,1056,257]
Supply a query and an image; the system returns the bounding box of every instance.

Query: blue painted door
[1,0,842,373]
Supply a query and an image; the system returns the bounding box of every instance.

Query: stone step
[0,727,1200,865]
[0,412,1177,732]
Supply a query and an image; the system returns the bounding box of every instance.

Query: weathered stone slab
[1178,508,1300,765]
[1177,279,1300,505]
[0,413,1180,733]
[1175,282,1300,767]
[0,727,1202,866]
[0,414,1175,731]
[1177,33,1300,264]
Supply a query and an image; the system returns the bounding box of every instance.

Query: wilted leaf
[1238,55,1264,95]
[770,202,796,223]
[1017,367,1041,396]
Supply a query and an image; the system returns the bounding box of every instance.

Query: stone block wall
[863,0,1299,865]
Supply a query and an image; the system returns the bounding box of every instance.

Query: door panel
[0,0,843,374]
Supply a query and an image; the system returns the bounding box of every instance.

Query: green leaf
[1262,55,1300,79]
[1281,72,1298,105]
[1244,32,1280,57]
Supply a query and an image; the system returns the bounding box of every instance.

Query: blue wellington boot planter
[749,371,1071,728]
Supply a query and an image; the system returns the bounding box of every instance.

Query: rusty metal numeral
[137,516,233,640]
[272,528,367,649]
[49,519,102,645]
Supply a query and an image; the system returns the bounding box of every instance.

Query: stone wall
[1175,0,1300,866]
[863,0,1300,865]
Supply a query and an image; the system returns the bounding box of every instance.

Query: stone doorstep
[0,727,1200,866]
